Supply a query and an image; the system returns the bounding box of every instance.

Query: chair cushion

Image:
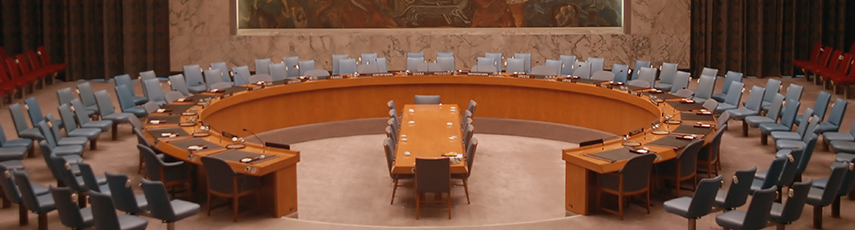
[117,214,149,230]
[715,210,748,229]
[135,194,149,211]
[817,122,839,133]
[79,207,95,226]
[726,108,758,120]
[693,98,708,104]
[103,113,132,123]
[0,160,25,170]
[776,140,806,151]
[812,178,829,189]
[760,101,772,111]
[823,132,855,142]
[770,131,801,142]
[32,183,50,196]
[745,116,775,127]
[124,107,147,118]
[68,128,102,140]
[759,123,790,134]
[754,169,769,181]
[188,85,207,94]
[713,189,728,207]
[749,179,766,192]
[768,202,785,222]
[829,141,855,153]
[82,120,113,132]
[715,104,738,114]
[53,145,84,156]
[654,83,673,91]
[57,137,90,147]
[19,128,44,140]
[836,153,855,163]
[712,93,726,102]
[805,187,828,205]
[133,96,148,106]
[663,197,694,218]
[169,199,201,221]
[0,146,28,161]
[33,193,56,212]
[3,138,33,148]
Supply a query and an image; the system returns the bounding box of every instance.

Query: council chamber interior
[1,1,855,230]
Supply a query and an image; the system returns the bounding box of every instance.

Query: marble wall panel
[170,0,690,72]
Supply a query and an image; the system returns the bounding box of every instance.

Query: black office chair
[715,186,777,230]
[414,95,441,104]
[452,138,478,204]
[105,171,148,215]
[200,156,260,222]
[89,191,149,230]
[769,179,812,230]
[49,186,95,229]
[805,163,848,229]
[415,157,452,219]
[12,170,56,230]
[597,153,657,220]
[664,175,723,230]
[657,139,704,197]
[713,167,756,211]
[384,137,411,205]
[141,178,201,230]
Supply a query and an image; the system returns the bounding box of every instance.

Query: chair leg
[832,196,840,218]
[90,139,97,150]
[2,193,9,208]
[447,192,452,219]
[645,190,651,214]
[618,194,624,220]
[777,223,786,230]
[206,192,212,216]
[167,222,176,230]
[813,205,822,229]
[38,212,47,230]
[391,179,398,205]
[78,193,87,208]
[138,155,144,174]
[688,218,696,230]
[19,204,28,226]
[415,192,421,220]
[233,195,239,222]
[462,179,470,204]
[742,120,748,137]
[112,123,119,140]
[28,145,35,158]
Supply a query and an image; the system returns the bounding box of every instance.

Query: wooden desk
[392,104,467,175]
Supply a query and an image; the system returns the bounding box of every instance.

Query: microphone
[243,128,266,154]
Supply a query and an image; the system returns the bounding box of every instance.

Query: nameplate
[222,93,231,99]
[372,73,394,77]
[410,72,425,76]
[516,74,532,79]
[468,72,489,76]
[431,71,453,75]
[561,79,575,83]
[329,75,346,80]
[287,79,302,84]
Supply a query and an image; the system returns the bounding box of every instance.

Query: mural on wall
[237,0,622,29]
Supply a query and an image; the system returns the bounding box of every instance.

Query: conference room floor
[0,75,854,230]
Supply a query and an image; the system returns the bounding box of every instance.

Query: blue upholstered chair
[254,58,271,75]
[49,186,94,229]
[630,60,652,81]
[142,78,168,106]
[587,57,604,73]
[713,167,756,211]
[298,60,315,76]
[636,67,658,87]
[282,56,300,78]
[573,61,591,79]
[105,172,149,214]
[545,59,562,74]
[769,179,813,230]
[781,84,803,108]
[437,56,455,71]
[168,74,191,97]
[611,64,630,83]
[8,103,44,141]
[360,53,378,65]
[506,58,525,73]
[56,87,75,108]
[436,52,454,58]
[664,175,722,230]
[470,64,497,72]
[36,121,83,157]
[670,71,691,94]
[57,104,102,150]
[71,99,112,133]
[823,120,855,150]
[559,55,576,75]
[76,82,101,116]
[203,69,228,89]
[485,52,503,72]
[182,64,207,94]
[331,54,349,76]
[414,95,441,105]
[407,52,424,59]
[771,110,815,143]
[805,164,848,229]
[94,90,133,140]
[590,71,615,81]
[654,62,678,91]
[139,144,192,199]
[811,159,855,222]
[531,65,559,76]
[775,117,819,151]
[407,57,425,71]
[139,70,157,81]
[339,59,357,75]
[114,85,147,117]
[514,53,532,73]
[700,67,718,78]
[715,186,777,230]
[759,100,801,145]
[268,62,287,81]
[816,98,848,134]
[476,57,494,67]
[744,94,784,136]
[692,75,717,104]
[200,156,260,222]
[794,91,827,125]
[12,170,56,230]
[0,164,45,225]
[232,66,252,86]
[597,154,656,220]
[657,140,704,197]
[712,71,744,102]
[746,78,781,111]
[141,178,201,229]
[0,122,32,157]
[24,97,61,130]
[716,83,751,117]
[89,191,149,230]
[114,74,148,105]
[698,124,727,178]
[210,62,232,83]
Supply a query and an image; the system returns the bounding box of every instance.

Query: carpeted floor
[0,76,854,230]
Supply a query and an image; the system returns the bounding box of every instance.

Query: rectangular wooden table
[391,104,467,175]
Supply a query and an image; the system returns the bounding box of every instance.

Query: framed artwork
[236,0,623,29]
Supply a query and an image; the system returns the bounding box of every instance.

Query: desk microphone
[243,128,266,154]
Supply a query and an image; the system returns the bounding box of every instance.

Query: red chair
[802,46,835,83]
[818,52,850,88]
[0,58,29,98]
[829,59,855,98]
[37,46,66,74]
[0,47,7,61]
[26,50,57,84]
[793,43,823,78]
[5,57,38,93]
[15,54,47,88]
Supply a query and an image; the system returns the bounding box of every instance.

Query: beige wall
[169,0,689,72]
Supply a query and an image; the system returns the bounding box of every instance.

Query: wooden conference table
[392,104,467,175]
[140,71,713,218]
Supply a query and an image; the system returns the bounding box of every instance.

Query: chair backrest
[414,95,440,104]
[815,164,849,205]
[140,178,177,220]
[406,52,424,59]
[436,56,455,71]
[57,104,80,133]
[232,66,251,85]
[795,134,818,175]
[6,107,31,136]
[415,157,450,193]
[766,94,785,119]
[720,167,757,209]
[780,99,801,129]
[464,138,479,175]
[57,87,75,107]
[637,67,657,86]
[247,74,273,83]
[702,99,718,112]
[0,164,23,204]
[339,59,357,75]
[677,139,704,177]
[115,84,137,111]
[77,82,99,111]
[776,179,813,224]
[587,57,604,74]
[44,115,68,146]
[720,71,744,94]
[203,69,225,87]
[200,156,239,194]
[531,65,559,75]
[700,67,718,78]
[485,52,502,72]
[375,58,389,72]
[254,58,271,75]
[506,58,525,73]
[70,99,94,126]
[514,53,532,73]
[762,79,782,104]
[182,64,205,88]
[704,124,727,163]
[437,52,454,58]
[693,75,717,101]
[759,156,788,190]
[659,62,678,84]
[618,153,656,192]
[139,70,156,81]
[611,64,630,83]
[210,62,231,82]
[742,86,766,111]
[467,100,477,114]
[784,84,803,102]
[164,91,184,104]
[209,82,232,90]
[24,97,45,127]
[51,155,88,193]
[93,90,118,117]
[12,170,54,213]
[406,57,425,71]
[383,137,396,172]
[416,63,443,72]
[268,62,287,81]
[90,191,128,230]
[777,147,803,187]
[298,60,315,76]
[742,186,777,229]
[794,110,815,138]
[138,144,169,181]
[303,69,330,77]
[78,163,104,193]
[685,175,723,218]
[573,61,591,78]
[360,53,378,65]
[813,91,832,121]
[105,171,145,214]
[720,82,745,108]
[590,71,615,81]
[670,71,690,93]
[470,64,497,72]
[838,160,855,196]
[331,54,349,75]
[559,55,576,75]
[545,59,562,74]
[826,98,848,127]
[282,57,299,77]
[168,74,190,97]
[476,57,494,67]
[114,74,138,97]
[630,60,652,80]
[143,78,166,104]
